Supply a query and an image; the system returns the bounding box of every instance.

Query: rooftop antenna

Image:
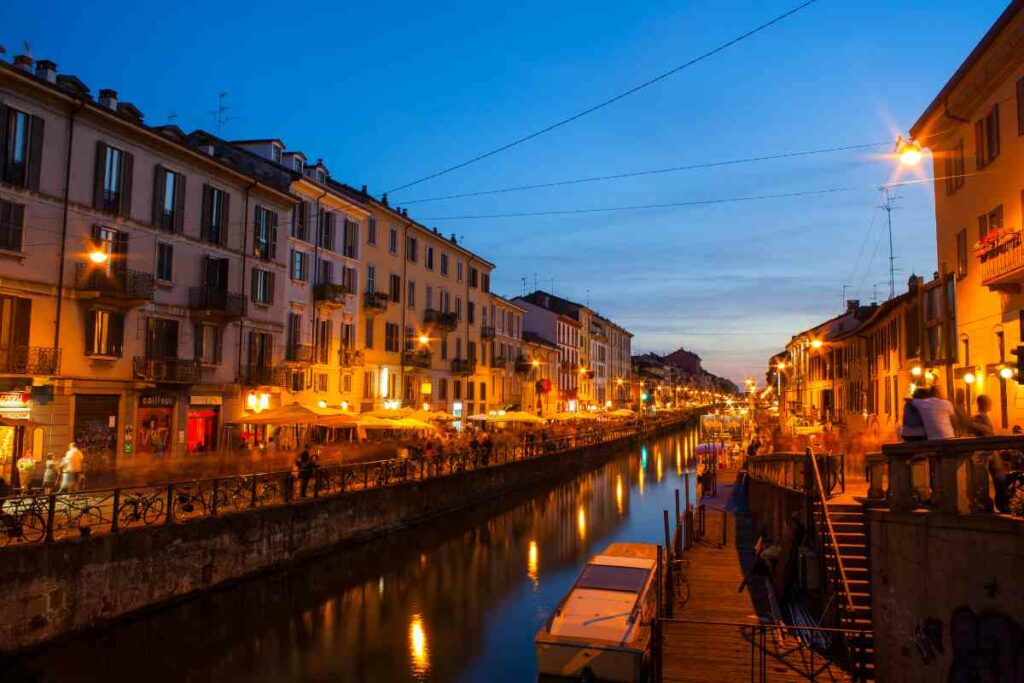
[210,91,233,136]
[533,273,537,292]
[841,284,851,311]
[880,187,902,301]
[586,288,591,307]
[521,276,526,296]
[167,113,178,125]
[22,41,32,58]
[550,278,554,294]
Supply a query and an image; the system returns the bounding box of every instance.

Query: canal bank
[0,416,695,656]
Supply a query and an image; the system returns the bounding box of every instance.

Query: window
[468,301,475,324]
[956,229,967,279]
[272,146,282,163]
[457,259,464,282]
[440,252,449,275]
[385,323,400,352]
[290,370,305,393]
[315,373,328,392]
[153,165,185,232]
[293,158,303,172]
[1018,76,1024,136]
[944,139,965,195]
[467,382,475,400]
[342,373,352,393]
[290,249,308,281]
[94,142,133,215]
[975,104,1000,168]
[201,185,229,244]
[438,378,448,400]
[453,380,462,400]
[367,264,376,293]
[86,309,124,357]
[156,242,174,281]
[195,323,220,364]
[441,335,448,360]
[0,199,25,251]
[479,382,486,402]
[251,268,275,304]
[978,205,1004,241]
[456,297,462,320]
[426,246,435,270]
[253,206,278,261]
[363,370,373,399]
[319,210,336,251]
[389,274,401,303]
[343,219,358,258]
[406,235,418,262]
[426,285,433,310]
[292,201,310,241]
[481,272,490,293]
[145,317,179,359]
[364,318,375,349]
[407,280,416,309]
[0,105,43,190]
[389,227,398,254]
[367,217,377,245]
[317,169,326,184]
[470,267,479,288]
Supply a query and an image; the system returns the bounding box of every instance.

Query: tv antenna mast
[880,187,902,301]
[210,92,233,135]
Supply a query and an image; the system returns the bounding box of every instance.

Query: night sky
[1,0,1008,383]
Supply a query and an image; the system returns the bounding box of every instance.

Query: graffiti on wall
[912,617,944,664]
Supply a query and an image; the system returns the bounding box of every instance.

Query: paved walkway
[660,477,852,682]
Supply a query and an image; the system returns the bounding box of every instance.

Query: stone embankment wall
[0,420,689,654]
[869,511,1024,682]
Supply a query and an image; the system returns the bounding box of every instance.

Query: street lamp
[895,136,923,166]
[775,362,787,403]
[88,249,109,264]
[810,339,823,350]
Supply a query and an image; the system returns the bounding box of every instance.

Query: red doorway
[187,407,218,453]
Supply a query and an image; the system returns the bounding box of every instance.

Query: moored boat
[535,543,659,682]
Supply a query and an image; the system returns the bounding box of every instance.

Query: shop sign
[140,395,175,408]
[190,395,223,406]
[0,391,31,419]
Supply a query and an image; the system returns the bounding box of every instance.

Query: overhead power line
[402,141,888,204]
[385,0,822,195]
[420,186,860,220]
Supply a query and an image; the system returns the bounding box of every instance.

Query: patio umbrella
[366,407,415,418]
[609,409,636,417]
[553,411,600,421]
[387,417,438,431]
[491,411,546,424]
[228,403,347,425]
[407,409,458,422]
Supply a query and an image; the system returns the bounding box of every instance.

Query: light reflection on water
[7,427,700,683]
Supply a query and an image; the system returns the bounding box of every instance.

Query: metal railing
[74,263,155,301]
[314,283,351,306]
[480,325,495,339]
[187,287,247,317]
[339,349,365,367]
[424,308,458,330]
[979,229,1024,287]
[285,344,313,363]
[132,357,201,383]
[746,452,845,498]
[0,345,61,375]
[402,349,432,369]
[0,415,691,550]
[241,364,288,387]
[363,291,390,311]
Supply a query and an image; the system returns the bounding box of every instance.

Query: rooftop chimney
[98,89,118,110]
[380,193,388,206]
[402,208,408,217]
[845,299,860,314]
[450,233,457,244]
[361,185,367,194]
[13,55,33,72]
[34,59,57,83]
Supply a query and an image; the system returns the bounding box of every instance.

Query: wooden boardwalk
[660,476,852,683]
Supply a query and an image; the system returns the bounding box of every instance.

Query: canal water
[7,426,702,683]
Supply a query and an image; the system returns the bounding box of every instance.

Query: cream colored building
[487,294,527,409]
[0,58,294,471]
[521,332,559,416]
[911,2,1024,431]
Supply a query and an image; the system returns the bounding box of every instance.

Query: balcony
[452,358,476,375]
[188,287,247,318]
[491,354,511,370]
[480,326,496,340]
[0,346,61,375]
[425,308,458,331]
[241,364,288,387]
[977,227,1024,292]
[74,264,155,306]
[363,291,390,314]
[514,358,534,375]
[402,349,432,369]
[284,344,313,364]
[133,357,201,383]
[339,349,365,368]
[315,283,351,309]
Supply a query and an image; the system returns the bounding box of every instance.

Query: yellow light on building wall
[420,381,433,395]
[963,373,976,385]
[88,250,109,264]
[1000,366,1014,380]
[911,366,922,377]
[418,335,430,345]
[317,399,328,409]
[380,368,390,398]
[810,339,823,349]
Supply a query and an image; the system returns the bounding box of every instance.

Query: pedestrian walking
[57,442,84,493]
[42,453,58,494]
[16,449,36,493]
[294,445,315,498]
[970,395,995,436]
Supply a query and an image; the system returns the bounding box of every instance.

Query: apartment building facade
[0,58,294,470]
[521,331,558,416]
[487,294,527,410]
[911,1,1024,431]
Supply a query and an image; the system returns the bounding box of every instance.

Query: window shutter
[110,312,124,356]
[120,151,134,217]
[193,321,202,360]
[152,165,167,226]
[270,211,278,259]
[991,104,1001,159]
[26,115,44,191]
[214,326,223,364]
[173,172,186,233]
[93,141,108,208]
[8,202,24,251]
[250,268,258,302]
[201,184,212,240]
[12,298,30,348]
[253,205,262,256]
[218,257,229,291]
[85,310,97,355]
[268,271,276,303]
[0,105,8,158]
[975,119,985,168]
[1018,78,1024,136]
[219,190,230,246]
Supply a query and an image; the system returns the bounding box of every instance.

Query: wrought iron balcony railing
[480,325,496,339]
[339,349,365,367]
[188,287,247,317]
[285,344,313,364]
[425,308,458,331]
[241,364,288,387]
[315,283,351,307]
[133,357,202,383]
[452,358,476,375]
[75,264,155,302]
[0,346,61,375]
[402,349,432,369]
[514,358,534,375]
[363,291,390,312]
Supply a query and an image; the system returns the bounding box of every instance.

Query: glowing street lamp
[895,136,923,166]
[963,372,976,385]
[1000,366,1014,380]
[810,339,823,350]
[88,249,109,264]
[418,335,430,345]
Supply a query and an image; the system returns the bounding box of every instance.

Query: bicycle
[670,558,691,607]
[117,489,165,528]
[0,495,46,546]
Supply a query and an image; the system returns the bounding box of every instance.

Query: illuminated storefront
[187,395,221,453]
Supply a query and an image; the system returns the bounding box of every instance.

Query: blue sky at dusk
[1,1,1008,383]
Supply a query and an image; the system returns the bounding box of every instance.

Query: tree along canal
[5,425,704,682]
